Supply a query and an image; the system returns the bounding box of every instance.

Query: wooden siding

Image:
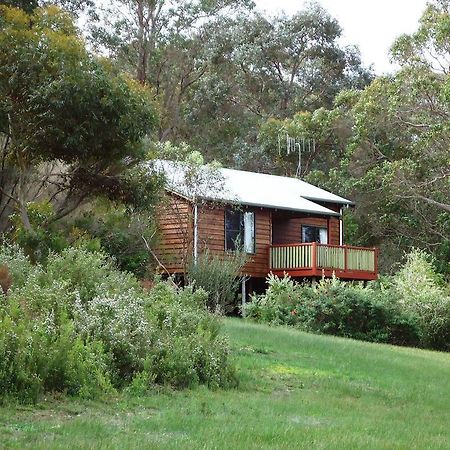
[154,195,351,279]
[197,204,225,254]
[154,194,192,273]
[197,205,271,278]
[272,210,341,246]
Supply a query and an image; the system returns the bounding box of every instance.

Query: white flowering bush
[0,245,236,403]
[73,292,152,384]
[0,242,35,289]
[392,249,450,350]
[45,247,141,301]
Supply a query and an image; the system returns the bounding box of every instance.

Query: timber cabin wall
[197,204,271,278]
[154,193,192,273]
[272,211,341,246]
[155,193,343,277]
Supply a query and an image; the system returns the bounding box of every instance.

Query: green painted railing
[346,247,375,272]
[270,244,313,270]
[316,245,345,270]
[270,243,377,274]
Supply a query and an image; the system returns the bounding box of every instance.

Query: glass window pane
[302,225,328,244]
[319,228,328,244]
[302,226,317,243]
[225,209,243,251]
[243,212,255,253]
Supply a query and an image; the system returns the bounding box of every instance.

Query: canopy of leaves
[0,5,160,231]
[293,1,450,273]
[87,1,372,169]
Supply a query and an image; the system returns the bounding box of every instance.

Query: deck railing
[270,243,377,279]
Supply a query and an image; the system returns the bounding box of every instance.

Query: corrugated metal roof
[153,160,352,216]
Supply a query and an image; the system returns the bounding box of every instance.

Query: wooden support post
[374,247,378,276]
[241,278,246,317]
[344,246,348,274]
[312,242,317,272]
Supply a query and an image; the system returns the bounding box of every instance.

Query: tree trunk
[17,170,33,232]
[136,0,148,84]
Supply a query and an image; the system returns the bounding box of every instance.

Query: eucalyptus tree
[345,0,450,264]
[281,0,450,272]
[86,1,371,166]
[183,4,372,167]
[0,5,159,232]
[88,0,254,140]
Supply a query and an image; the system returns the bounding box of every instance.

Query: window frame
[301,224,328,244]
[224,208,256,254]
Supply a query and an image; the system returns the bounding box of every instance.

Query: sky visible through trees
[255,0,429,73]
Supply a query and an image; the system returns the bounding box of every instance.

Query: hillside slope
[1,318,449,449]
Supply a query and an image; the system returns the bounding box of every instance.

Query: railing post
[374,247,378,275]
[312,242,317,272]
[344,246,348,273]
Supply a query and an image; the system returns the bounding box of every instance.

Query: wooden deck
[269,242,378,281]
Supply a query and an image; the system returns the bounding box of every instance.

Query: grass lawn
[1,318,449,449]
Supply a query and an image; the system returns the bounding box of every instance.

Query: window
[302,225,328,244]
[225,209,255,253]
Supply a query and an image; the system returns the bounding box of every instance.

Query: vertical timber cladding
[197,203,271,278]
[155,194,343,276]
[271,207,341,245]
[154,193,193,273]
[316,201,342,246]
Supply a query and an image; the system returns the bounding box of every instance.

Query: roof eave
[165,189,340,217]
[302,196,355,206]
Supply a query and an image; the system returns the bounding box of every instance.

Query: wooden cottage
[153,161,378,293]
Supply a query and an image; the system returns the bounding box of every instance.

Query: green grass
[1,318,450,449]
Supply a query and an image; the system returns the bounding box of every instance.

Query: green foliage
[145,282,236,388]
[0,244,236,403]
[0,242,34,289]
[258,109,340,176]
[247,249,450,351]
[89,0,371,168]
[187,250,247,313]
[9,201,69,263]
[0,5,159,233]
[392,249,450,350]
[7,196,159,277]
[258,1,450,274]
[245,274,420,347]
[72,200,158,277]
[0,5,157,165]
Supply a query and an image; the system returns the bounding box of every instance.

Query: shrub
[0,245,236,403]
[245,274,421,347]
[9,201,69,264]
[244,274,300,325]
[73,292,151,384]
[45,247,141,302]
[392,249,450,351]
[187,250,247,313]
[7,198,157,278]
[0,308,113,403]
[72,201,157,278]
[0,242,35,289]
[145,282,236,388]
